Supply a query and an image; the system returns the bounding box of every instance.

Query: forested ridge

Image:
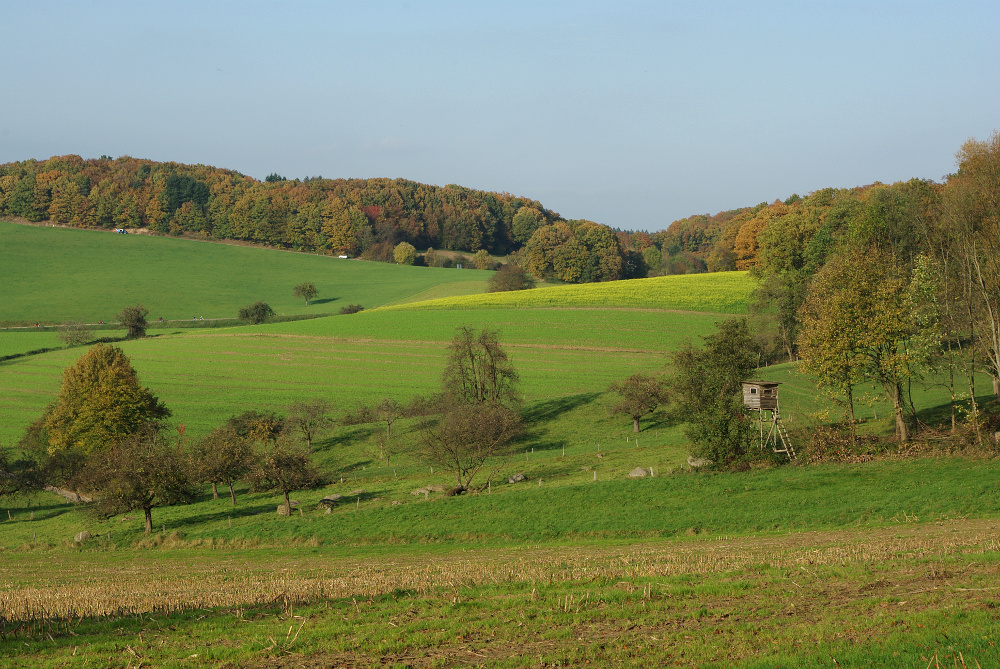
[0,154,646,281]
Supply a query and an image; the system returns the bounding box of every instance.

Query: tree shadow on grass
[308,297,340,306]
[521,392,602,424]
[915,393,998,429]
[516,392,604,454]
[169,503,279,528]
[315,426,374,453]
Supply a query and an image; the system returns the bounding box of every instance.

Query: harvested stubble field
[2,519,999,667]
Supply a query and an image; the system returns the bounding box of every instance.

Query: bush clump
[487,264,535,292]
[238,301,275,324]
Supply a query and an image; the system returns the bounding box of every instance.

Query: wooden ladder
[770,408,796,460]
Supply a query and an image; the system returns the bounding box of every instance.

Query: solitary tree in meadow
[442,327,521,408]
[415,327,523,491]
[609,373,670,433]
[42,344,171,457]
[293,282,318,305]
[117,304,149,338]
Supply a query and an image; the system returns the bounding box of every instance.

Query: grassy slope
[3,228,1000,666]
[0,308,713,445]
[0,220,491,323]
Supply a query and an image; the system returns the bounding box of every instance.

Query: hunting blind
[742,381,795,459]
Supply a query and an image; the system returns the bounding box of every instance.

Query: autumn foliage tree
[393,241,417,265]
[942,131,1000,399]
[41,344,170,457]
[797,247,939,442]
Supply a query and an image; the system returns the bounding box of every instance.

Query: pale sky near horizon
[2,1,998,231]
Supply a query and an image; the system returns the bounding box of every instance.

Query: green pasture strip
[0,332,672,444]
[0,330,122,359]
[4,456,1000,550]
[0,221,491,323]
[261,305,723,349]
[2,523,999,667]
[386,279,492,305]
[378,271,756,314]
[0,306,714,444]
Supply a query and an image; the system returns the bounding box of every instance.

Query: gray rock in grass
[508,472,527,484]
[317,494,344,509]
[628,467,649,478]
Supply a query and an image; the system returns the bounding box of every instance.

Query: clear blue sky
[2,1,998,231]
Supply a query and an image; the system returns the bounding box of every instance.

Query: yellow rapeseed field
[380,271,755,314]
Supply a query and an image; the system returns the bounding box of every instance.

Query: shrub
[238,301,275,324]
[58,321,91,346]
[339,304,364,315]
[487,264,535,293]
[473,250,494,270]
[393,242,417,265]
[118,304,149,339]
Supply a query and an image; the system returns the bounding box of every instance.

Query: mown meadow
[0,220,493,325]
[2,222,1000,666]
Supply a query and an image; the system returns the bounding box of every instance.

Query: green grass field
[3,223,1000,667]
[0,220,492,324]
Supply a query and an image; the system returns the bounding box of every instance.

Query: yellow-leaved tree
[42,344,171,456]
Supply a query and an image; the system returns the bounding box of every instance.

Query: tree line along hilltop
[0,136,995,290]
[0,155,644,282]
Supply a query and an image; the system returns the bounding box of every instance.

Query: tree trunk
[993,374,1000,398]
[283,490,291,513]
[846,382,856,446]
[227,478,237,505]
[948,341,957,433]
[212,482,218,499]
[889,382,909,442]
[144,507,153,534]
[633,417,640,433]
